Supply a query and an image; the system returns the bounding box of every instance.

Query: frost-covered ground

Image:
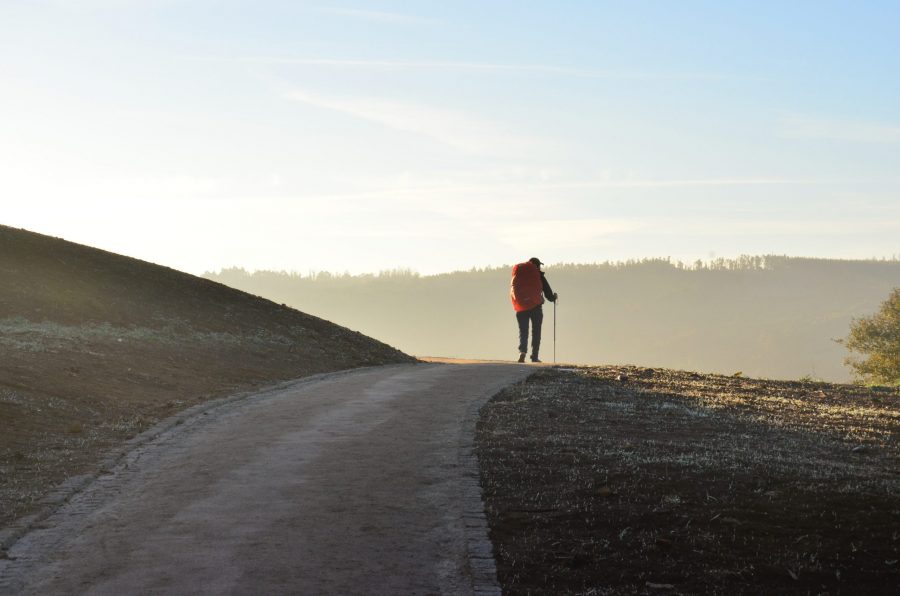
[477,366,899,595]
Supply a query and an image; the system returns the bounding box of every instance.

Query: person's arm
[540,273,558,302]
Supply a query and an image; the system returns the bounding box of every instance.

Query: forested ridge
[205,256,900,382]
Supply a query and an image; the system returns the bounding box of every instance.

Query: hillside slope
[0,225,414,527]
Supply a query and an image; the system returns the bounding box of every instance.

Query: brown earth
[0,225,414,529]
[477,366,900,595]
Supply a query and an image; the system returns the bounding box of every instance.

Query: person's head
[529,257,544,270]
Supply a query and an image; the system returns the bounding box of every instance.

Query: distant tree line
[205,256,900,383]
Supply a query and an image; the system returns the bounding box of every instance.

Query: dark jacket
[540,272,557,303]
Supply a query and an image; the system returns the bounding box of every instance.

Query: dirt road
[0,362,531,595]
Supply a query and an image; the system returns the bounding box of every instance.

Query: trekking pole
[553,299,557,363]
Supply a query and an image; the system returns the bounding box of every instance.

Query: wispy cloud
[665,217,900,236]
[284,90,535,155]
[264,177,820,208]
[780,115,900,144]
[531,178,817,190]
[244,56,753,81]
[244,57,594,76]
[490,214,900,256]
[316,7,438,25]
[491,218,641,249]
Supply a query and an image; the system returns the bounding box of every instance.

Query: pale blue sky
[2,1,898,274]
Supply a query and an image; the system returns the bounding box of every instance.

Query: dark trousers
[516,306,543,357]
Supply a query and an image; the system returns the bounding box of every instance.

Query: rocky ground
[0,225,414,529]
[476,366,899,595]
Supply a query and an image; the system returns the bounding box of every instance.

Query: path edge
[459,380,511,595]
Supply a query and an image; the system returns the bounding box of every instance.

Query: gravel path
[0,362,530,595]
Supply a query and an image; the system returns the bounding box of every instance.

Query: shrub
[843,288,900,386]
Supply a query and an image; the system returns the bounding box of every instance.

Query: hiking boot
[517,352,526,363]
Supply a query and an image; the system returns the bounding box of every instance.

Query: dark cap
[529,257,543,266]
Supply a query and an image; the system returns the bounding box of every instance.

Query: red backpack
[510,261,543,312]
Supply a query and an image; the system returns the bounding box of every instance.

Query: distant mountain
[0,224,413,527]
[206,256,900,382]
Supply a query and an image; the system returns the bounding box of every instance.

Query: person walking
[509,257,558,363]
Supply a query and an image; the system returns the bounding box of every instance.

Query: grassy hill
[0,225,413,527]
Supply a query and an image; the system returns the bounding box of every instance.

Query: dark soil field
[477,366,899,595]
[0,225,414,530]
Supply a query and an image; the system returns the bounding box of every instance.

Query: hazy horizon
[205,256,900,383]
[3,2,899,275]
[203,253,900,278]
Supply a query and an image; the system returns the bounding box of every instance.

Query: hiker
[510,257,558,363]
